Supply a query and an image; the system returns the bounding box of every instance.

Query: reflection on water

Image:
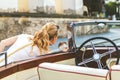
[50,28,120,51]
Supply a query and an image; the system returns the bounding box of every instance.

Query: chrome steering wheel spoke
[96,60,102,69]
[78,57,94,66]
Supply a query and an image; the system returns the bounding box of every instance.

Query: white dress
[0,34,41,67]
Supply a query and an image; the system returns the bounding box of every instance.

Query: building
[75,0,83,15]
[11,0,105,16]
[55,0,63,14]
[55,0,83,15]
[18,0,29,12]
[10,0,85,15]
[44,0,56,14]
[18,0,44,13]
[28,0,44,13]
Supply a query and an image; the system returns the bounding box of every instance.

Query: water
[50,28,120,51]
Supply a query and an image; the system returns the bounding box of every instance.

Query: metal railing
[0,51,7,66]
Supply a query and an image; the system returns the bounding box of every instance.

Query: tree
[105,2,117,16]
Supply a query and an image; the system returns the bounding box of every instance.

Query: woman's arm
[0,36,18,53]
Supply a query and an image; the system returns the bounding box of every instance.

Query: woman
[0,22,59,66]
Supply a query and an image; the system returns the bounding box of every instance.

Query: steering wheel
[75,37,119,69]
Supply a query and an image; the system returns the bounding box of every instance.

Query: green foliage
[105,2,117,16]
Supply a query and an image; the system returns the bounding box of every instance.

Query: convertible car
[0,20,120,80]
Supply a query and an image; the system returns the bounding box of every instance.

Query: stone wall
[0,17,109,41]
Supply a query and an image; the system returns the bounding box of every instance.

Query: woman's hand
[0,36,18,53]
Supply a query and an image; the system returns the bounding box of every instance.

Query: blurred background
[0,0,120,50]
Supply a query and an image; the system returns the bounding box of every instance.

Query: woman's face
[50,35,58,45]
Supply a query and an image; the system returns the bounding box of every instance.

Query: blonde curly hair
[32,22,59,54]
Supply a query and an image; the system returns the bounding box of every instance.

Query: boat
[0,20,120,80]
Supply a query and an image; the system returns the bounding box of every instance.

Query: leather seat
[38,62,109,80]
[110,65,120,80]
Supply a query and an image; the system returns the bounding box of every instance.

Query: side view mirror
[58,42,68,52]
